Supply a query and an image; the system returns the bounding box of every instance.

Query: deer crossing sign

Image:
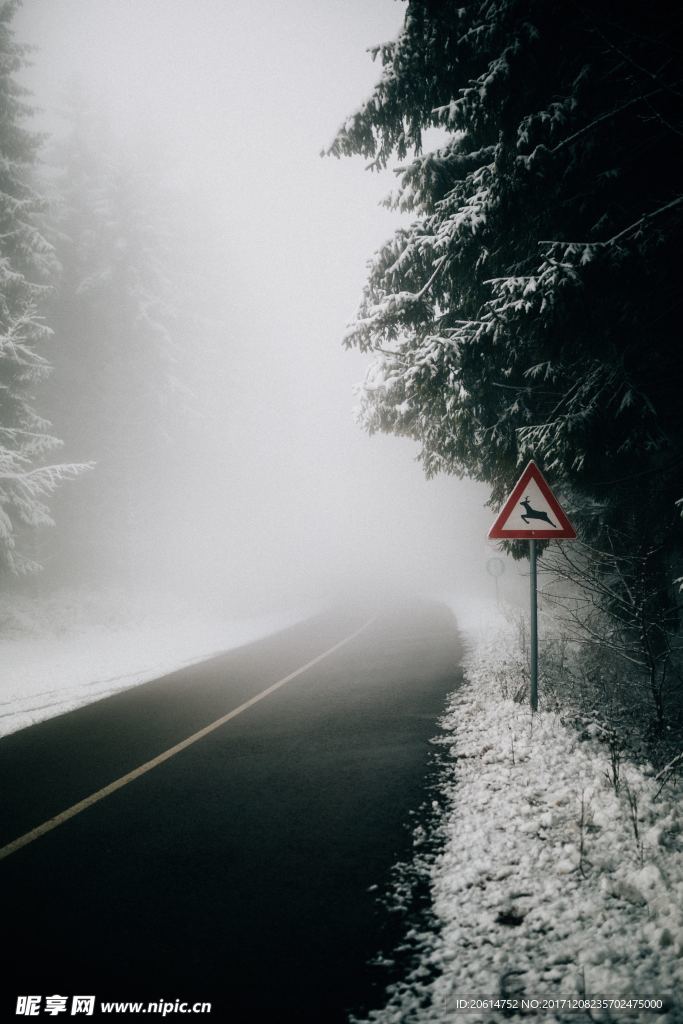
[488,461,576,540]
[487,460,576,713]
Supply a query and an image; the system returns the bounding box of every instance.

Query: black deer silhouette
[520,496,557,528]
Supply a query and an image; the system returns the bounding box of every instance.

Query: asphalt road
[0,599,462,1022]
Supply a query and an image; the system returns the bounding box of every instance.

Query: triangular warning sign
[488,461,577,540]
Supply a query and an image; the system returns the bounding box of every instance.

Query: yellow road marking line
[0,616,376,862]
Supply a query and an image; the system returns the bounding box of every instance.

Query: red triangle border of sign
[488,461,577,540]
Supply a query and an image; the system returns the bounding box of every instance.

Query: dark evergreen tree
[328,0,683,726]
[0,1,82,575]
[327,0,683,539]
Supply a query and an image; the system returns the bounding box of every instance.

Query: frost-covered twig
[607,195,683,245]
[549,87,669,153]
[654,751,683,800]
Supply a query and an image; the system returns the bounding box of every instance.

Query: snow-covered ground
[362,600,683,1023]
[0,587,314,738]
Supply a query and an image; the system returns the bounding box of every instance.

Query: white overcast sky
[15,0,501,607]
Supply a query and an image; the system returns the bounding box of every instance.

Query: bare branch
[607,195,683,245]
[550,87,669,153]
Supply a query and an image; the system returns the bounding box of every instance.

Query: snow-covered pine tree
[0,0,84,575]
[327,1,683,552]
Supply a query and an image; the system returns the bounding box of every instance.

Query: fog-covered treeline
[39,88,176,581]
[0,2,257,598]
[1,0,499,619]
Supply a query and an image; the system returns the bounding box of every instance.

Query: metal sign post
[488,461,576,712]
[529,538,538,712]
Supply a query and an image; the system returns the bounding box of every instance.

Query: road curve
[0,598,462,1022]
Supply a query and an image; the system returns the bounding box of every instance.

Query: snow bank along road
[0,600,462,1022]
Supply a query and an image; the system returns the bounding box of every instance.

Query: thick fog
[16,0,505,615]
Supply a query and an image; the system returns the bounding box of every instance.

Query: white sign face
[497,476,559,532]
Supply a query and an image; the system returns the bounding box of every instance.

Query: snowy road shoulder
[365,606,683,1024]
[0,588,315,738]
